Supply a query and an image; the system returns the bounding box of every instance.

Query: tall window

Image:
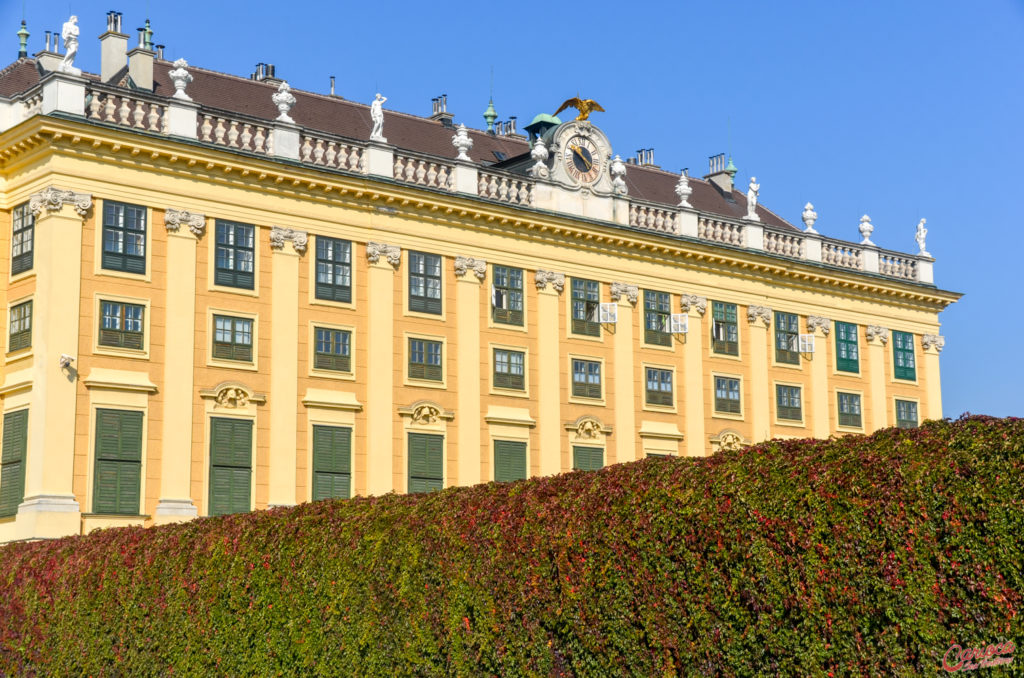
[776,385,802,421]
[209,418,252,516]
[214,220,255,289]
[838,392,862,428]
[93,409,143,515]
[644,290,671,346]
[645,367,673,406]
[409,338,442,381]
[408,433,443,493]
[893,331,916,380]
[102,201,147,274]
[491,265,524,325]
[409,251,442,314]
[494,440,527,482]
[775,312,800,364]
[314,328,351,372]
[896,400,918,429]
[8,301,31,352]
[0,410,28,517]
[315,237,352,302]
[571,278,600,337]
[712,302,738,355]
[312,425,351,500]
[99,301,144,350]
[571,359,602,399]
[714,376,741,414]
[212,315,253,362]
[573,446,603,471]
[835,321,859,373]
[11,203,33,275]
[493,348,525,390]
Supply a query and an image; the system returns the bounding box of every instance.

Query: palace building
[0,13,958,542]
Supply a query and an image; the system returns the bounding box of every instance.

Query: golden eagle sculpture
[555,97,605,121]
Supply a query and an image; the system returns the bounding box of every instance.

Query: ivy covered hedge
[1,416,1022,675]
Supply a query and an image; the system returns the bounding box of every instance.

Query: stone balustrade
[763,228,805,258]
[299,132,363,173]
[477,170,533,206]
[879,251,918,280]
[628,202,677,234]
[393,153,454,190]
[822,241,863,270]
[198,113,273,154]
[86,86,166,132]
[698,217,745,247]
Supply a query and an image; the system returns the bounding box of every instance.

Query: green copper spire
[17,19,28,59]
[725,156,737,177]
[483,97,497,134]
[143,19,154,51]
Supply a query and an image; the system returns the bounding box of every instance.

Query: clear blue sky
[7,1,1023,418]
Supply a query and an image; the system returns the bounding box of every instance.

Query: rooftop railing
[8,71,935,286]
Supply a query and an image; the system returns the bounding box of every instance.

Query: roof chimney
[33,29,62,72]
[330,75,336,96]
[429,93,454,127]
[99,11,128,82]
[127,24,155,91]
[704,153,737,196]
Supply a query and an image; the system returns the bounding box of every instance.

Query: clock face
[563,135,602,184]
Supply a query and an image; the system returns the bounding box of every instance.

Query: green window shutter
[573,446,603,471]
[312,425,351,501]
[893,331,916,380]
[209,418,252,515]
[408,433,443,493]
[0,410,28,517]
[494,440,527,482]
[835,321,859,373]
[93,410,142,515]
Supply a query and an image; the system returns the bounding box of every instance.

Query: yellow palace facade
[0,14,958,542]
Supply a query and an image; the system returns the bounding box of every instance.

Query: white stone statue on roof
[915,218,930,256]
[370,93,388,142]
[745,176,760,221]
[60,15,81,75]
[169,59,193,101]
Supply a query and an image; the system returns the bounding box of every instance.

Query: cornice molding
[16,117,961,311]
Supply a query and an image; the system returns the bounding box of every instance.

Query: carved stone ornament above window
[366,241,402,267]
[454,256,487,280]
[865,325,890,345]
[28,186,92,217]
[164,208,206,236]
[610,282,639,305]
[564,415,612,440]
[921,334,945,353]
[679,294,708,316]
[806,316,831,335]
[199,382,267,408]
[747,305,772,326]
[269,226,309,254]
[398,400,455,425]
[712,429,746,452]
[535,270,566,292]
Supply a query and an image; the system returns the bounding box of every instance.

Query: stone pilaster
[610,282,638,464]
[746,305,772,442]
[154,208,205,524]
[454,256,485,485]
[535,270,564,474]
[806,316,831,440]
[16,188,91,539]
[680,294,707,456]
[921,334,945,420]
[267,227,306,507]
[865,326,890,431]
[365,242,401,494]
